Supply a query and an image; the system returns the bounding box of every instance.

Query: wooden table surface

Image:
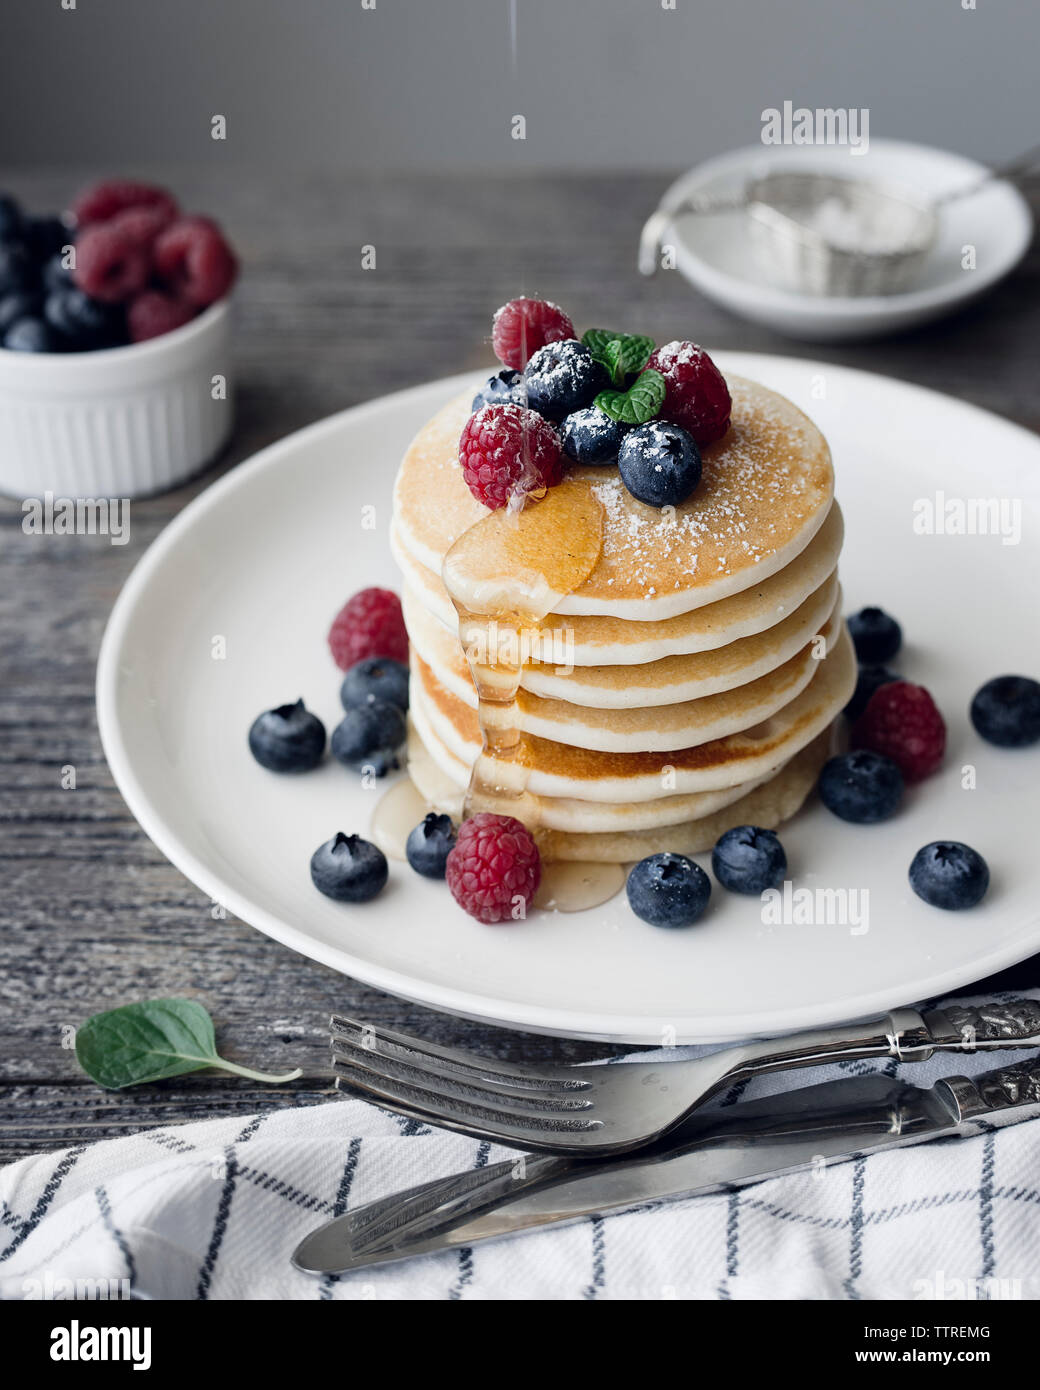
[2,170,1038,1163]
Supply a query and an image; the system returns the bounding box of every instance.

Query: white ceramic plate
[661,140,1033,341]
[97,357,1040,1043]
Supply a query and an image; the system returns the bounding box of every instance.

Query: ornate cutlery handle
[728,998,1040,1090]
[923,998,1040,1050]
[939,1056,1040,1122]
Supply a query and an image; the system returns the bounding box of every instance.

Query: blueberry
[522,339,607,421]
[3,317,60,353]
[847,607,902,664]
[0,290,42,337]
[0,194,21,242]
[248,699,326,772]
[472,368,525,412]
[970,675,1040,748]
[331,700,406,776]
[561,406,625,465]
[310,832,388,903]
[626,853,711,928]
[340,656,409,713]
[844,664,899,721]
[617,420,702,508]
[405,812,457,878]
[22,215,69,264]
[818,751,904,824]
[909,841,989,911]
[0,243,36,296]
[42,253,73,294]
[44,288,126,351]
[711,825,787,894]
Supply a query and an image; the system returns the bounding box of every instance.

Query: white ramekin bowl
[0,298,234,500]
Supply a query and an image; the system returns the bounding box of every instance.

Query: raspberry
[71,179,178,227]
[109,203,176,250]
[445,813,542,924]
[458,403,563,510]
[73,222,151,304]
[328,588,407,671]
[852,680,946,783]
[127,290,196,343]
[154,217,238,307]
[492,297,575,371]
[646,341,732,447]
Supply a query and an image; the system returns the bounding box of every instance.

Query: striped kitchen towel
[2,993,1039,1301]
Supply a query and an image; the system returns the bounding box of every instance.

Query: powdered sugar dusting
[397,376,833,611]
[657,339,711,366]
[583,376,831,599]
[525,338,600,402]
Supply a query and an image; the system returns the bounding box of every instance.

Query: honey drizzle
[440,479,623,908]
[443,479,603,829]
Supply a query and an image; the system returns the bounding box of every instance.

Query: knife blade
[292,1057,1040,1276]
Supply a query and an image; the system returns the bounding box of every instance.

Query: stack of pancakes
[391,374,856,863]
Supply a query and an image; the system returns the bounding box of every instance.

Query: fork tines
[329,1014,603,1146]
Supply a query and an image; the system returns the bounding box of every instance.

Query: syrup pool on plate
[533,860,627,912]
[370,776,429,861]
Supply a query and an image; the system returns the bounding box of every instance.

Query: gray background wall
[1,0,1036,171]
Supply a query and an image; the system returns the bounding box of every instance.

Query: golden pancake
[392,376,834,620]
[411,605,842,753]
[403,571,840,708]
[407,719,834,863]
[391,501,844,665]
[541,731,834,863]
[404,718,775,833]
[410,623,856,801]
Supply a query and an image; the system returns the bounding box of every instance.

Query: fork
[331,997,1040,1156]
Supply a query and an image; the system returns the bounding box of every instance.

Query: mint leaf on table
[582,329,655,384]
[74,998,303,1090]
[595,368,667,425]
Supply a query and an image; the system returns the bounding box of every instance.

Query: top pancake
[391,500,843,667]
[392,374,834,620]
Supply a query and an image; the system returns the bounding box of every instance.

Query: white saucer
[97,357,1040,1043]
[660,140,1033,341]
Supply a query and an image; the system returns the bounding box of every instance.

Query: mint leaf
[595,368,667,425]
[598,338,625,387]
[583,330,626,387]
[583,329,655,382]
[75,998,303,1090]
[618,334,655,376]
[582,328,620,358]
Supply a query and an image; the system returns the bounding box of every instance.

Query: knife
[293,1056,1040,1276]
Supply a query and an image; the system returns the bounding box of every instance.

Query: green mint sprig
[595,368,667,425]
[582,329,655,387]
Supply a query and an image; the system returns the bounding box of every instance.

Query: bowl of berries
[0,178,238,500]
